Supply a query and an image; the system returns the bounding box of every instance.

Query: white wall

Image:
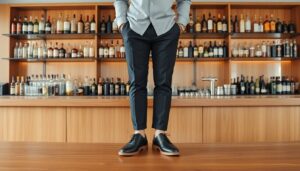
[0,0,300,4]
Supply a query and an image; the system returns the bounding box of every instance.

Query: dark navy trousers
[121,22,180,131]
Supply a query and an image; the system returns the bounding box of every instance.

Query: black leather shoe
[118,134,148,156]
[152,133,180,156]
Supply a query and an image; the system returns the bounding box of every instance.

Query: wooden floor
[0,143,299,171]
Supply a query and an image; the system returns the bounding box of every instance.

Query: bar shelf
[2,33,96,40]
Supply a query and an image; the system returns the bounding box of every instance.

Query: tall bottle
[201,14,207,33]
[66,74,73,96]
[90,14,96,33]
[84,15,90,33]
[100,16,106,33]
[45,16,52,34]
[222,15,228,33]
[22,16,28,34]
[195,16,201,33]
[10,76,16,95]
[216,14,223,33]
[245,15,251,33]
[109,40,115,58]
[106,15,112,34]
[17,16,22,34]
[63,14,71,34]
[253,15,259,33]
[239,14,245,33]
[77,14,84,34]
[11,17,17,34]
[39,15,45,34]
[56,13,63,34]
[71,14,77,34]
[264,15,270,33]
[28,16,34,34]
[270,14,276,33]
[234,15,239,33]
[207,13,213,33]
[33,16,39,34]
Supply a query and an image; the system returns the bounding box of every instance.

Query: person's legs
[151,23,180,156]
[151,23,180,131]
[122,22,151,132]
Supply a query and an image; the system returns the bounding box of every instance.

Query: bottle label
[218,48,223,56]
[91,23,96,32]
[64,22,70,31]
[254,24,259,32]
[48,50,53,58]
[89,48,95,57]
[28,25,33,32]
[45,26,51,32]
[23,25,28,32]
[222,23,227,32]
[78,23,83,33]
[39,23,45,31]
[208,20,213,30]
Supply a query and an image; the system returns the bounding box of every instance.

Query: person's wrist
[177,23,185,33]
[118,23,125,32]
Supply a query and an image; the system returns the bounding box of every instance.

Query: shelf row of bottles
[231,39,298,58]
[177,40,227,58]
[10,75,130,96]
[230,14,296,34]
[13,41,96,59]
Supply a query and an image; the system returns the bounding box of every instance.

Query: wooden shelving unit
[3,2,300,89]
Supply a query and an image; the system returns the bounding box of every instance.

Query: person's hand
[119,23,125,33]
[177,23,185,34]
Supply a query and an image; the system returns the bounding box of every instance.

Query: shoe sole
[118,145,148,156]
[152,145,180,156]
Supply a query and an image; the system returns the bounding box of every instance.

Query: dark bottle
[249,76,255,95]
[11,17,17,34]
[115,78,121,96]
[97,77,103,96]
[281,76,287,94]
[292,40,298,58]
[54,75,60,96]
[45,16,52,34]
[216,14,223,33]
[270,77,277,95]
[22,16,28,34]
[28,16,34,34]
[230,15,234,33]
[201,14,207,33]
[245,76,250,95]
[120,78,126,96]
[91,78,97,96]
[100,16,106,34]
[83,77,90,96]
[212,16,217,33]
[286,77,291,94]
[271,41,277,57]
[90,14,96,34]
[106,15,112,34]
[282,21,288,33]
[188,41,193,58]
[109,78,115,95]
[291,77,296,94]
[222,15,228,33]
[236,76,240,95]
[213,41,218,58]
[276,76,282,94]
[260,76,267,94]
[222,41,227,58]
[17,16,22,34]
[126,81,130,95]
[33,17,39,34]
[234,15,239,33]
[288,21,296,34]
[58,43,66,58]
[240,75,246,95]
[103,78,110,96]
[275,18,282,33]
[208,41,214,57]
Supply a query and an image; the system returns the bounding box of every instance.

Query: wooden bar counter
[0,95,299,144]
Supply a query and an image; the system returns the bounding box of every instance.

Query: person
[114,0,191,156]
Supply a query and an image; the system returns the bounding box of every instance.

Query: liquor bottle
[77,14,84,34]
[178,41,184,58]
[264,15,270,33]
[97,77,103,96]
[83,76,90,96]
[288,21,296,34]
[104,42,109,58]
[260,76,267,94]
[89,42,95,58]
[254,78,260,94]
[15,76,20,96]
[22,16,28,34]
[240,75,245,95]
[14,42,18,58]
[293,39,298,58]
[83,42,89,58]
[17,42,23,59]
[212,16,217,33]
[115,40,121,58]
[90,14,96,33]
[47,42,53,58]
[66,74,73,96]
[63,15,71,34]
[71,44,78,58]
[20,76,25,96]
[17,16,22,34]
[84,15,90,34]
[45,16,52,34]
[282,76,287,94]
[253,15,259,33]
[27,16,33,34]
[120,78,126,96]
[282,21,288,33]
[270,76,276,95]
[222,15,227,33]
[245,76,250,95]
[276,76,282,94]
[98,41,104,58]
[222,41,227,58]
[43,43,48,58]
[22,43,28,59]
[187,13,194,33]
[203,43,209,58]
[37,43,43,59]
[291,77,296,94]
[91,78,97,96]
[276,40,282,57]
[59,43,66,58]
[234,15,239,33]
[208,41,214,57]
[261,41,267,57]
[239,14,245,33]
[115,78,120,96]
[245,15,251,32]
[109,40,115,58]
[270,14,276,33]
[217,14,223,33]
[195,16,201,33]
[213,41,218,58]
[70,14,77,34]
[103,78,110,96]
[106,15,112,34]
[120,42,125,58]
[230,15,234,33]
[10,76,16,95]
[250,76,255,95]
[188,41,193,58]
[259,16,264,32]
[193,42,199,58]
[11,17,17,34]
[57,13,63,34]
[284,39,290,58]
[32,16,39,34]
[51,17,56,34]
[207,13,213,33]
[198,43,204,58]
[183,42,188,58]
[39,15,45,34]
[27,42,33,58]
[218,41,223,58]
[109,78,115,95]
[53,42,59,58]
[100,16,106,34]
[33,42,38,58]
[201,14,207,33]
[78,44,84,58]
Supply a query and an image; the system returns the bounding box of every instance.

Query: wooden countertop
[0,95,300,107]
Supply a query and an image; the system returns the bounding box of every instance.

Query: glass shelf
[2,33,96,40]
[230,33,300,39]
